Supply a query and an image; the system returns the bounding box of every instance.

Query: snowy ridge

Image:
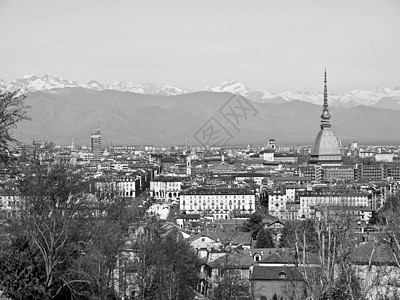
[0,75,192,96]
[1,75,399,108]
[204,80,400,106]
[109,81,193,96]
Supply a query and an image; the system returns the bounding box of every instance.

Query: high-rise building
[309,70,342,166]
[186,156,192,176]
[91,127,102,160]
[267,138,276,151]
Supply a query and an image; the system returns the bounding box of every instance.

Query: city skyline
[1,0,399,93]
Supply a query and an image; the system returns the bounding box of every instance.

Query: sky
[0,0,399,93]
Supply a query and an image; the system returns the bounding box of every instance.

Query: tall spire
[324,68,328,108]
[320,68,331,128]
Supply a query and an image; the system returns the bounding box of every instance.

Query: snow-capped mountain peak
[22,74,38,80]
[1,74,400,108]
[108,81,193,96]
[204,80,250,94]
[86,80,106,91]
[4,74,84,93]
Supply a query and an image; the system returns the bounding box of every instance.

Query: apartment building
[298,189,369,219]
[180,187,255,220]
[150,176,184,202]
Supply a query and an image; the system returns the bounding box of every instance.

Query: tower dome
[309,70,342,166]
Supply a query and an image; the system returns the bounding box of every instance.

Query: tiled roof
[351,242,397,266]
[258,249,320,265]
[234,173,269,178]
[151,176,184,182]
[209,248,287,269]
[274,176,311,182]
[209,250,255,269]
[251,266,303,281]
[181,187,253,195]
[176,214,201,220]
[229,232,252,245]
[261,252,291,263]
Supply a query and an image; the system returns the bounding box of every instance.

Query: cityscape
[1,1,400,300]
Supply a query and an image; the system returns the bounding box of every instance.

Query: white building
[150,176,184,202]
[116,176,140,198]
[268,186,305,220]
[180,187,255,220]
[268,187,370,220]
[298,190,369,219]
[261,150,274,162]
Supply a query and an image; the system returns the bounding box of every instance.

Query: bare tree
[282,208,363,299]
[0,91,29,163]
[16,163,93,299]
[72,192,143,300]
[123,221,201,300]
[381,195,400,268]
[208,250,254,300]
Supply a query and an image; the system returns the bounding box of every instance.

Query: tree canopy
[255,228,274,248]
[242,213,264,239]
[0,91,29,163]
[0,159,138,300]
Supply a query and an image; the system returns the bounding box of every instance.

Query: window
[254,254,261,262]
[279,271,287,279]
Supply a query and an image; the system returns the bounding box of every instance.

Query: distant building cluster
[2,71,400,299]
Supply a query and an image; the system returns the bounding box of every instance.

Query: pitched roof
[229,232,252,245]
[209,248,287,269]
[250,265,304,281]
[258,249,320,265]
[186,233,218,244]
[209,250,255,269]
[351,242,398,266]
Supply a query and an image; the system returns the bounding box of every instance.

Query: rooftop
[181,187,254,196]
[250,266,303,281]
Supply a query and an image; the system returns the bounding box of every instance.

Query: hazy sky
[1,0,399,93]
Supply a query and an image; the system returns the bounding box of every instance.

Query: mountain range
[11,86,400,146]
[2,74,400,108]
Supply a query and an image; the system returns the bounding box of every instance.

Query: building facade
[309,70,342,166]
[180,188,256,220]
[150,176,184,202]
[298,189,369,219]
[91,127,102,161]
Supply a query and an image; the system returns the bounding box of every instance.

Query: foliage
[0,236,46,299]
[255,228,274,248]
[281,214,362,299]
[330,267,364,300]
[14,163,92,298]
[379,195,400,268]
[242,213,263,239]
[127,221,201,300]
[209,250,254,300]
[279,219,318,253]
[368,210,385,226]
[0,91,29,163]
[0,156,136,300]
[211,271,254,300]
